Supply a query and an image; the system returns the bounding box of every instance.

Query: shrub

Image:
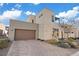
[0,40,9,49]
[57,39,67,43]
[57,40,71,48]
[46,39,58,45]
[67,41,78,48]
[66,37,79,48]
[68,37,75,42]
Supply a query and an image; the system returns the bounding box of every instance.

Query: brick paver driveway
[7,40,78,56]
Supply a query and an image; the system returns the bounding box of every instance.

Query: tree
[55,17,73,39]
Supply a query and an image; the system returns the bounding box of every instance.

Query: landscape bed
[0,38,12,56]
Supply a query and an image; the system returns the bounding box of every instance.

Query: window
[32,19,34,23]
[52,28,59,37]
[52,16,54,22]
[39,13,43,18]
[72,32,73,33]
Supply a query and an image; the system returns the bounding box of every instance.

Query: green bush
[46,39,58,45]
[57,40,71,48]
[57,39,67,44]
[46,38,79,48]
[67,37,78,48]
[67,37,79,48]
[68,37,75,42]
[67,41,78,48]
[0,40,9,49]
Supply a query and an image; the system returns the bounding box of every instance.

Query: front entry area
[15,29,36,40]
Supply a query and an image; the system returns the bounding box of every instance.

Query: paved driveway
[71,52,79,56]
[7,40,78,56]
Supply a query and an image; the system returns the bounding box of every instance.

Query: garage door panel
[15,29,35,40]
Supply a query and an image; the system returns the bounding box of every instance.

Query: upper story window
[32,19,34,23]
[52,16,60,23]
[39,13,43,18]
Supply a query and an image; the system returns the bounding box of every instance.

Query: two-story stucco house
[9,8,79,41]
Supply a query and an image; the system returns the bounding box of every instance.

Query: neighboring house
[9,8,79,41]
[0,23,8,37]
[5,26,9,37]
[0,23,5,36]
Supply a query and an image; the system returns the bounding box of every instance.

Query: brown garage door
[15,29,36,40]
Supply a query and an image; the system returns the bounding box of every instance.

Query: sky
[0,3,79,26]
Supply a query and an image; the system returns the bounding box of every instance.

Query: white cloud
[32,12,36,15]
[56,11,66,18]
[25,11,32,15]
[75,17,79,22]
[0,3,4,7]
[74,17,79,25]
[3,10,22,18]
[25,11,36,15]
[32,3,40,5]
[14,4,21,8]
[0,9,22,20]
[0,15,4,19]
[73,6,79,10]
[11,8,15,10]
[56,6,79,19]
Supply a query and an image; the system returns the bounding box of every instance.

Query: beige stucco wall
[26,15,36,23]
[9,20,39,41]
[35,8,62,40]
[36,9,51,40]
